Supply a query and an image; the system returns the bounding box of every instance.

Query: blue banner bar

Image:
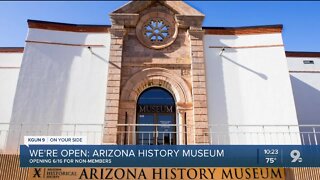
[20,145,320,167]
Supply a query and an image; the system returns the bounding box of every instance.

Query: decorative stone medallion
[136,12,178,49]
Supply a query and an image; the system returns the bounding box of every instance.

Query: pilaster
[177,102,194,145]
[103,25,126,144]
[188,27,210,144]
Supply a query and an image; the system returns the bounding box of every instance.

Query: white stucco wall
[0,52,22,151]
[287,56,320,72]
[287,57,320,125]
[204,33,300,144]
[7,28,111,152]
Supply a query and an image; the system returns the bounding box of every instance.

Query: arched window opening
[136,87,176,145]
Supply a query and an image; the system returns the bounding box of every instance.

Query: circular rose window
[136,12,178,49]
[145,20,169,42]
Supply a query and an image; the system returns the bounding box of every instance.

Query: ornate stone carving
[182,69,190,76]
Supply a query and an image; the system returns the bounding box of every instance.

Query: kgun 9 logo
[290,150,302,163]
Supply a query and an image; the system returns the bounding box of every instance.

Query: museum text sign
[138,105,175,113]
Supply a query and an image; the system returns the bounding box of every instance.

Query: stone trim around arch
[117,68,195,145]
[120,68,192,104]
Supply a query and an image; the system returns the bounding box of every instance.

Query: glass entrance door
[136,87,176,145]
[137,113,176,145]
[137,114,155,145]
[157,114,175,145]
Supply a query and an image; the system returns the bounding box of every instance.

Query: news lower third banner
[20,145,320,167]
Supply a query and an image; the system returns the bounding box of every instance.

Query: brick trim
[204,25,283,35]
[286,51,320,58]
[28,19,110,33]
[0,47,24,53]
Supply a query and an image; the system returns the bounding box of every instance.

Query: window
[136,12,178,49]
[303,60,314,64]
[144,20,169,42]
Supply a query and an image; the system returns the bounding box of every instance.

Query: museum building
[0,0,319,152]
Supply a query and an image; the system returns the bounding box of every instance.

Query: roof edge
[0,47,24,53]
[286,51,320,58]
[204,24,283,35]
[28,19,111,33]
[112,1,204,16]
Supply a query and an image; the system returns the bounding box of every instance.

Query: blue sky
[0,1,319,52]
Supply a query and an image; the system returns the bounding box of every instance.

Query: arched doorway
[136,87,176,145]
